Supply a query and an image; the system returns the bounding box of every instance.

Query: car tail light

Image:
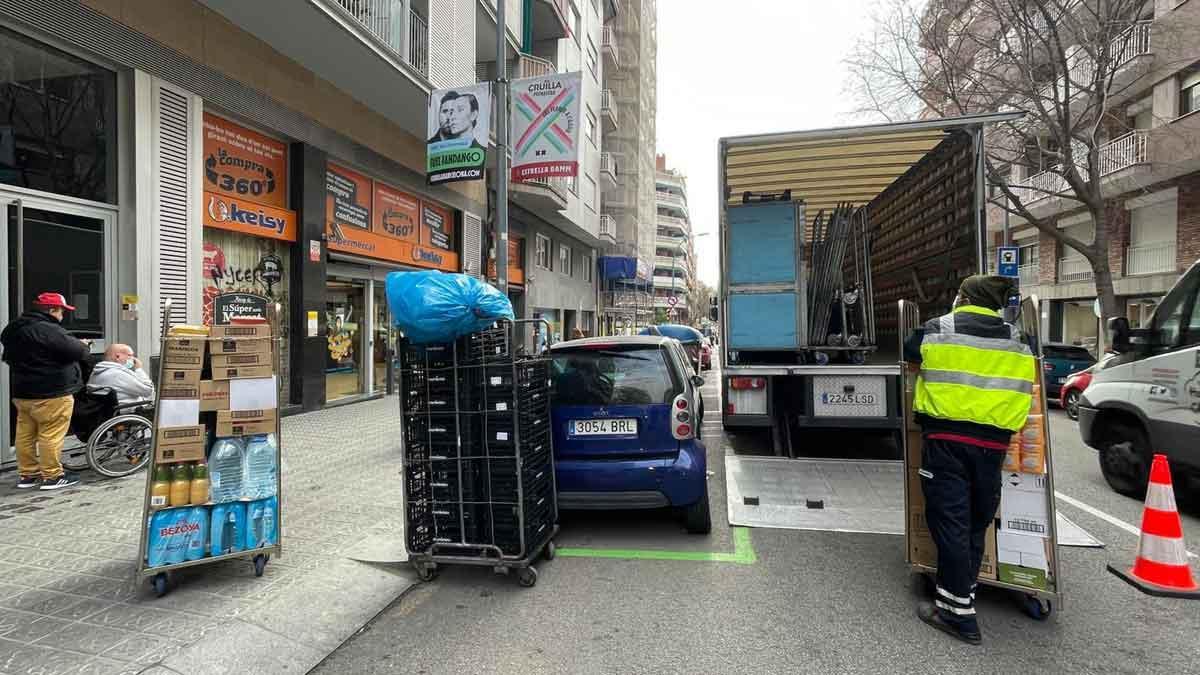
[726,403,735,414]
[672,394,693,439]
[730,377,765,390]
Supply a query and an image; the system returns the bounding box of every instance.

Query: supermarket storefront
[323,161,461,403]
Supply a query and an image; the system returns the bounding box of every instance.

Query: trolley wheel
[1021,594,1052,620]
[543,541,557,561]
[517,566,538,588]
[253,554,268,578]
[152,573,169,598]
[415,564,439,582]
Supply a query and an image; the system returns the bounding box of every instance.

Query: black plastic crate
[399,341,456,370]
[429,458,490,503]
[486,458,553,503]
[491,502,555,556]
[404,463,433,503]
[405,413,463,456]
[457,325,510,364]
[406,499,434,553]
[430,502,493,545]
[400,369,459,414]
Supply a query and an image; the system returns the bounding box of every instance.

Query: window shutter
[150,80,200,332]
[463,211,483,277]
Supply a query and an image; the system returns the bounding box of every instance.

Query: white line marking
[1055,490,1198,559]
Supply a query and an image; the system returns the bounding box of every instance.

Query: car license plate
[569,418,638,436]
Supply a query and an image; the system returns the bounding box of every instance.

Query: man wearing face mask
[903,275,1035,645]
[88,344,155,405]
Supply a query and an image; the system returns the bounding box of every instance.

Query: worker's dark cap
[958,275,1015,311]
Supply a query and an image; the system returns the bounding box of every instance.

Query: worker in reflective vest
[904,275,1035,645]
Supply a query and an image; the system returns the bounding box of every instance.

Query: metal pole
[495,0,509,295]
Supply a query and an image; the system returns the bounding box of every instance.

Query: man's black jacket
[1,310,90,399]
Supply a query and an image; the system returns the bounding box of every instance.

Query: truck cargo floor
[723,455,1103,547]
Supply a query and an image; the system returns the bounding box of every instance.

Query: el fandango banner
[510,72,582,182]
[426,82,491,185]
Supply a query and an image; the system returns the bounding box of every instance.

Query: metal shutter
[153,83,192,329]
[462,211,483,277]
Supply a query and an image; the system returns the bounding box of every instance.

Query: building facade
[0,0,611,465]
[597,0,658,334]
[969,0,1200,351]
[652,154,693,323]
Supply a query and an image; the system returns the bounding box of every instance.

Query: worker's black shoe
[917,601,981,645]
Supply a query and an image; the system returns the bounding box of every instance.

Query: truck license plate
[570,418,638,436]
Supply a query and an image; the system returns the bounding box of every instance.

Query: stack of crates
[401,325,556,560]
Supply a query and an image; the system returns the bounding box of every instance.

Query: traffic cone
[1108,454,1200,599]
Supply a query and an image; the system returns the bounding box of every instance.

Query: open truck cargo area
[717,112,1021,452]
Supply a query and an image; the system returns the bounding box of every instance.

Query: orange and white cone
[1108,454,1200,598]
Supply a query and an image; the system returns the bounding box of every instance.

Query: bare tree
[848,0,1190,327]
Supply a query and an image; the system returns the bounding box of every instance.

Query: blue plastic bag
[385,271,514,344]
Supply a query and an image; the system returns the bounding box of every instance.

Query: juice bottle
[149,465,171,509]
[170,464,193,507]
[190,462,211,504]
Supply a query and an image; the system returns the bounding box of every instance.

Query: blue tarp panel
[599,256,638,280]
[727,202,798,285]
[728,293,799,348]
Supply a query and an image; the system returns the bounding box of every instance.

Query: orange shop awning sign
[204,191,297,242]
[326,220,459,272]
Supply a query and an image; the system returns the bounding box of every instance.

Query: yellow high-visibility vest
[913,305,1035,432]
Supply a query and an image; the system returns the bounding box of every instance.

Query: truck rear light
[730,377,765,390]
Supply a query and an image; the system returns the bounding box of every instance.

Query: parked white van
[1078,260,1200,502]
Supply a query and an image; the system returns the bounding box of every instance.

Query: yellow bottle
[170,464,193,507]
[149,465,171,509]
[190,462,211,505]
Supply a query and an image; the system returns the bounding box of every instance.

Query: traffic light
[708,296,719,322]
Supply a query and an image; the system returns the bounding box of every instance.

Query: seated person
[87,343,154,405]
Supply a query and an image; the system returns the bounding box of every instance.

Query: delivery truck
[717,112,1021,454]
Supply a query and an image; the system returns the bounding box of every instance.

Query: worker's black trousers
[920,437,1004,629]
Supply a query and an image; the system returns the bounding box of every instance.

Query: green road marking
[557,527,757,565]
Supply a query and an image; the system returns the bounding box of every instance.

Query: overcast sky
[655,0,880,288]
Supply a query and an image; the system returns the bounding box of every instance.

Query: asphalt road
[316,370,1200,675]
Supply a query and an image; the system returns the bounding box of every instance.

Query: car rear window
[1044,345,1095,361]
[551,347,678,405]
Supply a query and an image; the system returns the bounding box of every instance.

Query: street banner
[510,71,582,182]
[426,83,491,185]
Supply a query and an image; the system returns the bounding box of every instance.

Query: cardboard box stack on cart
[905,373,1055,593]
[138,319,283,597]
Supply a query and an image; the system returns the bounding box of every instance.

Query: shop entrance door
[1,191,114,469]
[325,277,367,402]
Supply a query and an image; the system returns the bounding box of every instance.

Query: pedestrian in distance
[903,275,1035,645]
[88,343,155,405]
[0,292,93,490]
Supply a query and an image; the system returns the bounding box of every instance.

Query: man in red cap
[1,292,92,490]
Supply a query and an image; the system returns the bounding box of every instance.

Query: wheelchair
[58,354,155,478]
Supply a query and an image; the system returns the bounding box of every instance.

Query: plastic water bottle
[242,434,278,500]
[262,497,276,546]
[185,506,209,561]
[209,502,246,556]
[209,438,246,503]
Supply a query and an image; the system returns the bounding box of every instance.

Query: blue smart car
[548,336,711,534]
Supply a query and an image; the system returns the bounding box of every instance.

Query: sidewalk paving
[0,397,415,675]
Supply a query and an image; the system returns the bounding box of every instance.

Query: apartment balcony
[1126,241,1177,276]
[1014,130,1149,205]
[530,0,570,41]
[599,214,617,244]
[601,89,619,132]
[656,233,686,248]
[657,213,688,232]
[653,275,689,289]
[602,26,619,71]
[1058,257,1094,283]
[655,254,690,271]
[511,176,569,219]
[325,1,430,76]
[656,190,687,212]
[1018,264,1039,288]
[1069,21,1153,92]
[600,152,618,190]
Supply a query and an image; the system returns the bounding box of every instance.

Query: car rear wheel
[1063,390,1081,420]
[684,490,712,535]
[1099,423,1150,499]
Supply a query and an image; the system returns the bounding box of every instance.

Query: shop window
[536,234,552,270]
[0,27,116,203]
[559,244,572,276]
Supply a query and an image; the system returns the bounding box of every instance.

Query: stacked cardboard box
[204,323,277,436]
[155,333,208,464]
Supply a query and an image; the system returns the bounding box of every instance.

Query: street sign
[667,296,678,307]
[997,246,1019,278]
